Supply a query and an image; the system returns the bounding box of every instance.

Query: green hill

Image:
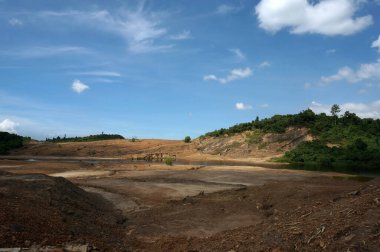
[0,132,25,154]
[203,106,380,171]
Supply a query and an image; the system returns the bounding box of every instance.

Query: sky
[1,0,380,140]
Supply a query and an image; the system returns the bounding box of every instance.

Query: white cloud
[71,71,121,77]
[0,119,19,133]
[259,103,269,108]
[259,61,271,68]
[236,102,253,110]
[9,18,23,26]
[372,35,380,52]
[321,60,380,84]
[203,67,252,84]
[229,48,246,61]
[71,80,89,94]
[170,30,191,40]
[255,0,372,36]
[2,46,91,58]
[38,8,173,54]
[216,4,241,15]
[309,100,380,118]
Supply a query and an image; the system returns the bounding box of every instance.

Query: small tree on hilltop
[184,136,191,143]
[331,104,341,117]
[331,104,341,125]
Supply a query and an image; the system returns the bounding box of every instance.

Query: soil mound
[0,172,126,250]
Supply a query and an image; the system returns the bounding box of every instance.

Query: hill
[0,131,28,154]
[202,106,380,170]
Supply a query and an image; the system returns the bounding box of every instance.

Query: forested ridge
[203,105,380,170]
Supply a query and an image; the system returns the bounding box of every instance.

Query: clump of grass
[164,157,173,166]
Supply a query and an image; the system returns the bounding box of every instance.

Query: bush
[184,136,191,143]
[164,157,173,166]
[0,132,24,154]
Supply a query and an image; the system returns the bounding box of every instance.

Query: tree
[330,104,341,117]
[331,104,341,125]
[184,136,191,143]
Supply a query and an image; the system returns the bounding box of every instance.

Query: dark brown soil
[0,171,126,250]
[126,177,380,251]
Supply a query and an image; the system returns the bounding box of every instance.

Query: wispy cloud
[258,61,270,68]
[9,18,23,26]
[326,49,336,54]
[2,46,91,58]
[310,100,380,119]
[215,4,242,15]
[372,35,380,52]
[255,0,372,36]
[236,102,252,110]
[170,30,191,40]
[0,118,19,133]
[71,80,89,94]
[38,7,174,53]
[70,71,121,77]
[203,67,252,84]
[259,103,269,108]
[229,48,246,61]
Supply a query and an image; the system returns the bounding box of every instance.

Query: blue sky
[1,0,380,140]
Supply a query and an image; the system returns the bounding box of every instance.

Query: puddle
[49,170,111,178]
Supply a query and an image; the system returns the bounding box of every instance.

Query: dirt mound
[195,127,313,159]
[9,139,194,159]
[0,172,126,250]
[127,177,380,251]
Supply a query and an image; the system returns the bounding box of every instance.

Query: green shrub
[184,136,191,143]
[164,157,173,166]
[0,132,24,154]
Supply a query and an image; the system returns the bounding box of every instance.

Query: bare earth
[0,139,379,251]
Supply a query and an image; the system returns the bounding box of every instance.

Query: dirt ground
[0,157,379,251]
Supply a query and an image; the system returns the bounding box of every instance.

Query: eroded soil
[0,157,379,251]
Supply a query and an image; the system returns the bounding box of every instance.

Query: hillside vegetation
[0,132,25,154]
[45,133,124,143]
[203,106,380,170]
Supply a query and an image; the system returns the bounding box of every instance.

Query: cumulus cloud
[203,67,252,84]
[321,60,380,84]
[229,48,246,61]
[71,80,89,93]
[236,102,253,110]
[372,35,380,52]
[0,119,19,133]
[9,18,23,26]
[255,0,372,36]
[170,30,191,40]
[309,100,380,118]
